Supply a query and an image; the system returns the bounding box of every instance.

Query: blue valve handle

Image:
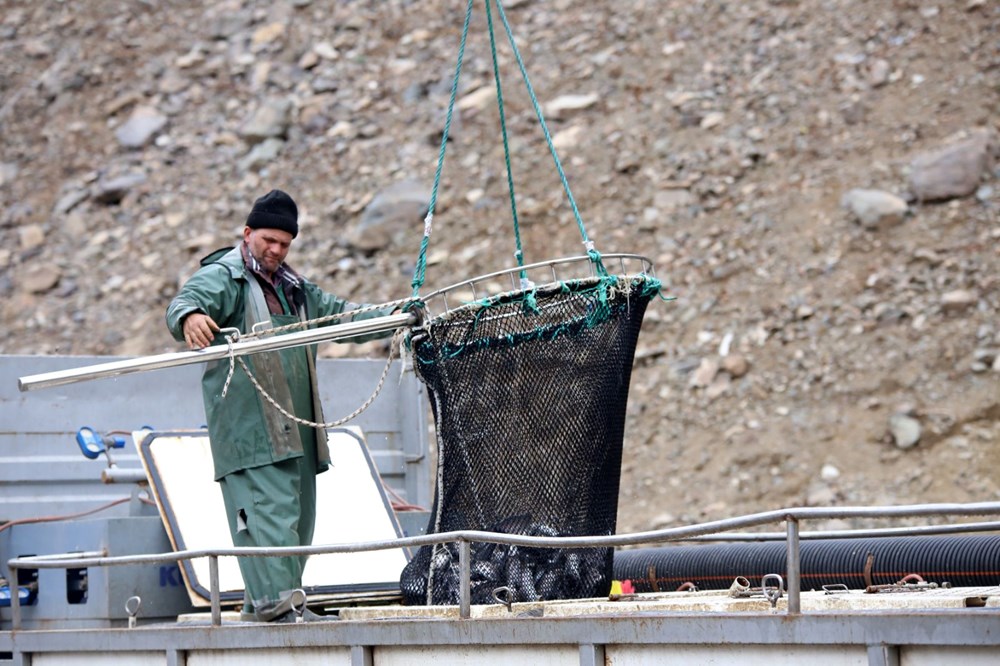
[75,427,127,460]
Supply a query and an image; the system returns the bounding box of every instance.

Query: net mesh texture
[399,274,658,605]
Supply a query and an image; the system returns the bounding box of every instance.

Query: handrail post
[786,516,801,614]
[9,563,20,630]
[458,539,471,619]
[210,555,221,626]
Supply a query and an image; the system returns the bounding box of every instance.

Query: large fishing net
[399,272,660,605]
[395,0,666,605]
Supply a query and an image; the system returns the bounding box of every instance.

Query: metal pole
[9,563,19,631]
[18,313,414,392]
[101,468,148,484]
[786,517,801,614]
[210,555,221,626]
[459,540,471,619]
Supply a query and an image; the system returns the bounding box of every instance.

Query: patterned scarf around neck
[241,241,303,316]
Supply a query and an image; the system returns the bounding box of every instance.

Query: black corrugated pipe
[613,535,1000,591]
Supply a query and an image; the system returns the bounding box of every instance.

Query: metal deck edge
[3,610,1000,653]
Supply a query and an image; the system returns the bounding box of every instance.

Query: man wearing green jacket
[166,189,389,623]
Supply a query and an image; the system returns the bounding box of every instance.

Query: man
[166,189,391,623]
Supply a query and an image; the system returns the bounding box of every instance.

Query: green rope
[484,0,525,278]
[485,0,542,315]
[410,0,615,300]
[410,0,475,298]
[492,0,599,266]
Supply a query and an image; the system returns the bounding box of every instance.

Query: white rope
[236,325,408,429]
[220,328,241,398]
[220,296,423,426]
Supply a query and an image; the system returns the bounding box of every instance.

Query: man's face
[244,227,293,274]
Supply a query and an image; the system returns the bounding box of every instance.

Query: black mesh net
[399,274,658,605]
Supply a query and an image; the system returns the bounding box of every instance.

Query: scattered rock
[93,173,148,205]
[349,180,430,251]
[806,482,837,506]
[689,358,720,388]
[940,289,978,313]
[312,42,340,61]
[114,106,168,148]
[889,413,921,450]
[971,348,997,373]
[705,373,730,399]
[700,112,725,130]
[543,93,600,120]
[239,138,285,172]
[0,162,18,187]
[652,189,695,212]
[720,353,749,378]
[18,224,45,251]
[52,188,89,215]
[908,129,995,202]
[251,22,286,49]
[239,97,293,144]
[866,58,891,87]
[457,86,496,113]
[552,125,585,151]
[651,513,676,529]
[158,69,191,95]
[22,39,51,58]
[20,266,62,294]
[840,188,908,229]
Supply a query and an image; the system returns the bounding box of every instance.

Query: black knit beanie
[246,189,299,238]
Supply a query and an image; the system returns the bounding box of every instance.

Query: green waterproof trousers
[219,423,317,622]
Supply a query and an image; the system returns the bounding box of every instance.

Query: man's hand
[182,312,221,349]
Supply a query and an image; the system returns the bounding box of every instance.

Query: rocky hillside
[1,0,997,533]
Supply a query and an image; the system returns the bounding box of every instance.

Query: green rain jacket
[165,246,390,480]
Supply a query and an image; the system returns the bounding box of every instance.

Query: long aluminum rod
[18,312,415,392]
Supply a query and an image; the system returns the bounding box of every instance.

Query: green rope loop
[586,248,609,277]
[522,288,539,314]
[410,0,475,298]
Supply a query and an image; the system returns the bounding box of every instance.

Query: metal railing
[420,253,656,317]
[7,501,1000,629]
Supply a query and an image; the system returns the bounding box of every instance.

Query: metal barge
[2,354,999,665]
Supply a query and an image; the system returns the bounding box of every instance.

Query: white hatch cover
[134,427,408,606]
